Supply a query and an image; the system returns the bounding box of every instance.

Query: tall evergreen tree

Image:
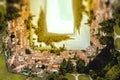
[72,0,85,34]
[66,59,74,73]
[37,9,47,36]
[59,59,67,75]
[76,59,85,73]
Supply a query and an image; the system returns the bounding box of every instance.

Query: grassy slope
[115,38,120,50]
[78,74,90,80]
[64,74,75,80]
[0,5,5,15]
[0,54,26,80]
[114,25,120,50]
[114,25,120,35]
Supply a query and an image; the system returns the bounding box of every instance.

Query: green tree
[24,14,35,47]
[112,5,120,24]
[99,19,114,34]
[99,36,114,46]
[76,59,85,73]
[41,64,46,70]
[46,72,59,80]
[96,77,105,80]
[5,5,21,21]
[0,20,7,34]
[61,77,68,80]
[66,59,74,73]
[89,69,97,79]
[59,59,67,75]
[24,14,35,30]
[25,49,31,54]
[117,56,120,66]
[10,32,15,38]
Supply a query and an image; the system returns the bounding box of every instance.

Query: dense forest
[86,2,120,80]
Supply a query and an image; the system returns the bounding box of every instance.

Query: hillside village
[0,0,120,80]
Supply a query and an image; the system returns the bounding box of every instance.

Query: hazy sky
[30,0,74,33]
